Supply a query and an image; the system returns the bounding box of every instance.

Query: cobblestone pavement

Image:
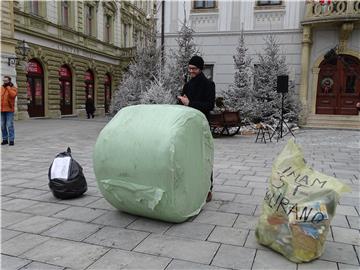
[1,118,359,270]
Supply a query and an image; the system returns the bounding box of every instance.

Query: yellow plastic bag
[255,139,351,263]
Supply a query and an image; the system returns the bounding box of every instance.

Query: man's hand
[177,95,189,106]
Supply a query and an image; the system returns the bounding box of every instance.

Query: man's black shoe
[9,141,14,146]
[1,140,8,145]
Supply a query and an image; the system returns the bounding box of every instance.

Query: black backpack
[48,147,87,199]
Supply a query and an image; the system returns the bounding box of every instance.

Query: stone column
[15,62,29,120]
[299,25,312,125]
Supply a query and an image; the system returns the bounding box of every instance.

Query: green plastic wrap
[255,139,351,263]
[93,104,214,223]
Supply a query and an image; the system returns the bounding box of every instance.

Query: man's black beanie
[189,55,204,70]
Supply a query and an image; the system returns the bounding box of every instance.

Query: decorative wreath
[321,77,334,93]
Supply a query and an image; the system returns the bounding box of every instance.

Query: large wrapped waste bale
[93,104,214,223]
[256,139,351,263]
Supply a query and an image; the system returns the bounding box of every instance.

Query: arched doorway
[104,73,112,113]
[59,65,72,115]
[85,70,94,98]
[27,59,45,117]
[316,54,360,115]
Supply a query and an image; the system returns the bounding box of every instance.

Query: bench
[208,111,241,137]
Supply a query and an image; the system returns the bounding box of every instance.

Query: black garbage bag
[48,147,87,199]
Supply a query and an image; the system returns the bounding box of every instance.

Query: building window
[194,0,216,9]
[85,5,94,36]
[257,1,282,6]
[203,64,214,81]
[61,1,69,27]
[104,15,112,43]
[123,24,129,47]
[29,1,40,15]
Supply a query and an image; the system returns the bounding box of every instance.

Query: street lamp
[7,40,30,66]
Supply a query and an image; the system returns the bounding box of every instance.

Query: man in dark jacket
[177,55,215,202]
[178,56,215,119]
[85,94,95,119]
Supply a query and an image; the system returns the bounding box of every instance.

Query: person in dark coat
[85,94,95,119]
[177,55,216,202]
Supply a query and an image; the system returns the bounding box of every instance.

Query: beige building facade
[159,0,360,128]
[1,0,155,120]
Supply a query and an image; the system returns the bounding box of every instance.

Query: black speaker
[277,75,289,93]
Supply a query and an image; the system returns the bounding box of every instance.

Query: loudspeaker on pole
[277,75,289,93]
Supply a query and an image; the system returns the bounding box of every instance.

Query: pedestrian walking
[85,94,95,119]
[177,55,216,202]
[1,76,17,146]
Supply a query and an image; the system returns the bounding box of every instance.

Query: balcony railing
[302,0,360,24]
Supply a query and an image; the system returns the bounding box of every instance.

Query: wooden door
[27,60,45,117]
[316,55,360,115]
[27,76,45,117]
[59,66,73,115]
[60,80,72,115]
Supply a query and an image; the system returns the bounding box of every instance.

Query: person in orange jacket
[1,76,17,146]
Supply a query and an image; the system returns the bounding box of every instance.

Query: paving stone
[331,226,360,245]
[1,254,31,270]
[203,200,222,211]
[251,188,267,196]
[320,241,358,265]
[58,195,100,207]
[15,181,49,190]
[2,198,38,211]
[211,244,255,269]
[336,205,359,216]
[253,205,263,216]
[252,249,296,270]
[166,259,228,270]
[338,263,360,270]
[126,217,172,234]
[22,238,108,269]
[19,261,64,270]
[355,244,360,259]
[297,259,338,270]
[134,234,219,264]
[212,192,235,201]
[208,226,247,246]
[10,188,49,200]
[218,202,255,215]
[347,216,360,230]
[165,222,215,240]
[86,197,115,210]
[84,226,149,250]
[1,229,22,243]
[1,186,24,196]
[213,185,252,195]
[7,216,63,234]
[33,193,62,203]
[1,179,28,186]
[87,249,170,270]
[331,214,350,228]
[2,233,49,256]
[233,194,264,205]
[20,202,69,216]
[1,196,13,203]
[52,206,106,222]
[242,175,268,183]
[233,214,259,230]
[85,186,103,197]
[91,210,136,227]
[243,230,267,250]
[223,180,248,187]
[340,196,359,206]
[42,220,102,241]
[193,210,237,227]
[1,211,32,228]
